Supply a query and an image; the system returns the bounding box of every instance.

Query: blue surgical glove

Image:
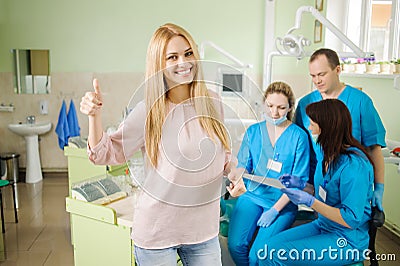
[281,188,315,207]
[279,174,306,190]
[372,183,384,211]
[257,207,279,228]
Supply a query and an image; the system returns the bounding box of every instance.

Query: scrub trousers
[258,221,366,266]
[227,196,296,266]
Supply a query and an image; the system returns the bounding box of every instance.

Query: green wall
[0,0,266,73]
[341,76,400,140]
[0,0,320,77]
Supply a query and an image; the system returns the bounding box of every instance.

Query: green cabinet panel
[72,215,132,266]
[64,147,106,195]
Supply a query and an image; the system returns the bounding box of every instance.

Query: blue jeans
[134,236,222,266]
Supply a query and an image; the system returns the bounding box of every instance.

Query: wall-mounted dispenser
[40,100,49,115]
[0,103,14,112]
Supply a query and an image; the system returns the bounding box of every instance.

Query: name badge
[319,185,327,202]
[267,159,282,173]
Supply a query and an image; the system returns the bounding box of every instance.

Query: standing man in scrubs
[294,48,386,265]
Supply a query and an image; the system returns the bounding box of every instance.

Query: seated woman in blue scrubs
[259,99,374,265]
[226,81,310,266]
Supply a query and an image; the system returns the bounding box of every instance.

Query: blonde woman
[80,23,236,265]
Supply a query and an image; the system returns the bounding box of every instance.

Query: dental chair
[219,197,237,237]
[383,139,400,173]
[368,139,400,266]
[0,160,18,233]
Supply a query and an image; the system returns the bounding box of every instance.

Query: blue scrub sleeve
[294,101,317,183]
[237,130,253,173]
[360,97,386,148]
[339,155,373,229]
[291,130,310,183]
[293,101,306,129]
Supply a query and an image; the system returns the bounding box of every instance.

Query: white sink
[8,122,52,137]
[8,122,52,183]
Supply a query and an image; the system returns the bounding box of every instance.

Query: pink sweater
[88,97,230,249]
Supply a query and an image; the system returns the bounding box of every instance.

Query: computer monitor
[219,68,244,96]
[222,73,243,93]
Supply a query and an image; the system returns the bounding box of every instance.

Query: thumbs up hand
[80,79,103,116]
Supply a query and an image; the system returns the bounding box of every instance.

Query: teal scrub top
[314,147,374,250]
[294,85,386,178]
[237,122,310,208]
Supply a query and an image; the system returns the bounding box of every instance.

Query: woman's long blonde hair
[145,23,230,167]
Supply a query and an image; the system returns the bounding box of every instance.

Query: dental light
[275,34,311,59]
[276,6,374,59]
[264,5,374,89]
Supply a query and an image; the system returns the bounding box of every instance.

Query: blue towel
[67,100,80,137]
[55,100,70,150]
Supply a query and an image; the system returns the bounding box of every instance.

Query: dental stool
[219,198,237,237]
[0,180,18,233]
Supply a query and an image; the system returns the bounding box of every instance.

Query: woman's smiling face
[163,35,196,88]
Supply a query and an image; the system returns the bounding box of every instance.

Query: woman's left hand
[257,207,279,227]
[226,177,247,197]
[224,157,238,179]
[227,167,245,183]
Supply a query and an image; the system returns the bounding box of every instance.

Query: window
[347,0,400,61]
[368,1,393,60]
[326,0,400,61]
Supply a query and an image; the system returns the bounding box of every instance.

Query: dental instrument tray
[71,175,128,205]
[68,136,88,148]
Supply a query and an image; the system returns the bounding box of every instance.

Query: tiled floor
[374,228,400,266]
[0,175,399,265]
[0,175,73,266]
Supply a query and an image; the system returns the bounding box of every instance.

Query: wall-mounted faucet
[26,115,36,124]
